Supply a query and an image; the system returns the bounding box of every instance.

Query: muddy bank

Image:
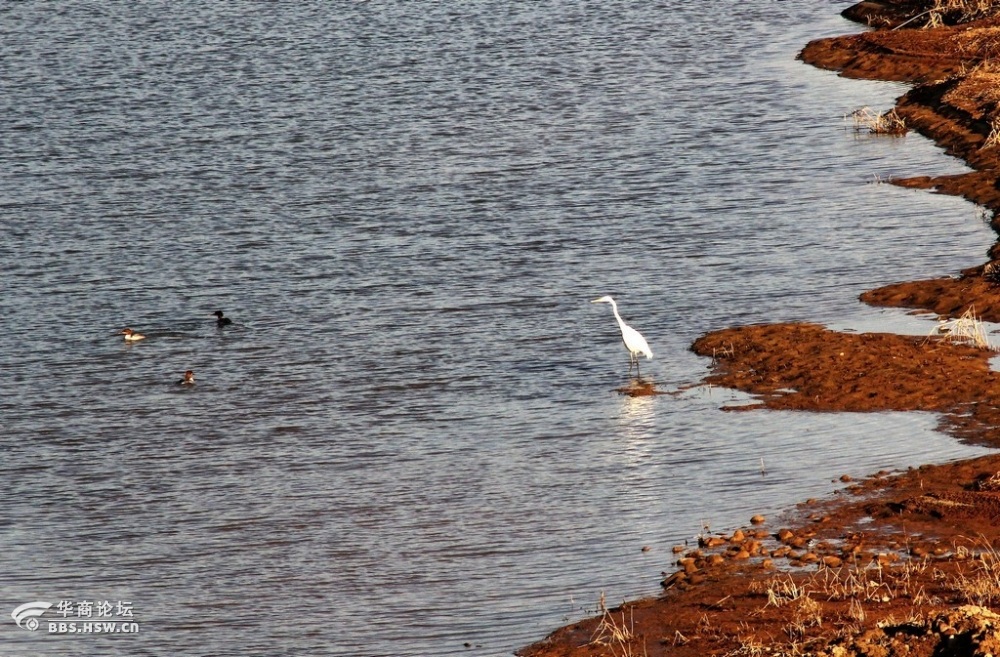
[692,322,1000,446]
[521,452,1000,657]
[521,3,1000,656]
[802,0,1000,319]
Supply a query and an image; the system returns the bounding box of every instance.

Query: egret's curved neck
[608,299,625,327]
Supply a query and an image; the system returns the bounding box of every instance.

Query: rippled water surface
[1,2,995,656]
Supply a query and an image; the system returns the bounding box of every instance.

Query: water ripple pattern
[0,2,993,656]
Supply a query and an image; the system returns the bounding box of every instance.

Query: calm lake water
[1,2,995,656]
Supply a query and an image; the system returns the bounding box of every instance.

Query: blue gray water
[1,2,994,656]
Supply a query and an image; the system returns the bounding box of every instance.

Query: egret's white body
[591,296,653,376]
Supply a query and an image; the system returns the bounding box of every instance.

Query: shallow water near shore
[0,2,996,656]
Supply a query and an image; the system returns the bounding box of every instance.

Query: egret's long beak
[590,298,603,303]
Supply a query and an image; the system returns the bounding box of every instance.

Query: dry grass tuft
[943,64,1000,118]
[972,470,1000,490]
[722,638,766,657]
[984,118,1000,149]
[931,306,995,351]
[956,26,1000,56]
[927,0,1000,25]
[848,597,866,623]
[711,342,736,364]
[786,594,823,640]
[761,574,806,607]
[925,9,947,28]
[892,0,1000,30]
[950,537,1000,605]
[944,0,1000,21]
[740,552,991,657]
[848,107,907,135]
[814,557,933,605]
[591,592,648,657]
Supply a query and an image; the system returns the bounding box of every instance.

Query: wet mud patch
[615,378,670,397]
[691,322,1000,446]
[861,273,1000,322]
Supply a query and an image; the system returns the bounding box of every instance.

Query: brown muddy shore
[520,2,1000,656]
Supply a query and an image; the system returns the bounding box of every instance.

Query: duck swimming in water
[119,328,146,341]
[213,310,233,327]
[178,370,195,385]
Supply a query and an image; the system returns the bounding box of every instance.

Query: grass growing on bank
[590,592,648,657]
[727,536,1000,655]
[930,0,1000,24]
[951,537,1000,604]
[931,306,995,351]
[984,117,1000,149]
[900,0,1000,28]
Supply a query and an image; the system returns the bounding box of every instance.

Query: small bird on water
[213,310,233,327]
[119,328,146,341]
[178,370,195,385]
[591,296,653,377]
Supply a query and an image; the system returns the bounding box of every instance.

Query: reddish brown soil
[521,453,1000,657]
[521,3,1000,656]
[859,273,1000,323]
[616,379,669,397]
[693,323,1000,445]
[801,1,1000,320]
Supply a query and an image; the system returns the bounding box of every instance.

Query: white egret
[591,296,653,377]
